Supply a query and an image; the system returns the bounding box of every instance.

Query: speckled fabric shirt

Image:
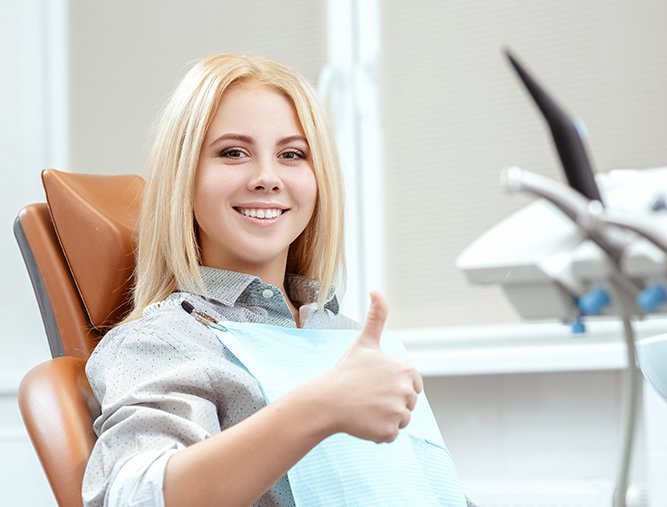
[82,267,358,507]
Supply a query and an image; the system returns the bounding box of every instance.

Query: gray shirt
[82,267,357,507]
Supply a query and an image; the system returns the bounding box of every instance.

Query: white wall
[0,1,55,376]
[1,0,64,504]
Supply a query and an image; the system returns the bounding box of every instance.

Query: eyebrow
[208,133,253,147]
[276,135,309,147]
[208,133,309,148]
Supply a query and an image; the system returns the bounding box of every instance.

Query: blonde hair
[127,54,346,320]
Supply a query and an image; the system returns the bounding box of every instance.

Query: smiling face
[194,81,318,279]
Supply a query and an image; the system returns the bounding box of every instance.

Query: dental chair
[14,169,144,507]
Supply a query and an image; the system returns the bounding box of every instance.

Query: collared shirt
[82,267,357,507]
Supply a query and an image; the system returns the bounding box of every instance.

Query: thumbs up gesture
[356,291,389,349]
[320,292,424,443]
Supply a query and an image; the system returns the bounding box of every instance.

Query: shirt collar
[197,266,340,314]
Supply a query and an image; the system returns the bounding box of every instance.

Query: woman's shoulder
[85,294,229,403]
[89,294,218,364]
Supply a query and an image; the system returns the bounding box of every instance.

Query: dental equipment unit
[457,50,667,507]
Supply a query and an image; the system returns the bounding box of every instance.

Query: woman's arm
[164,292,422,507]
[164,375,333,507]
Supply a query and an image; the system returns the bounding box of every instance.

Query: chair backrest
[15,169,144,506]
[15,169,144,358]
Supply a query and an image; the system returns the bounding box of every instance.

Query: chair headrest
[42,169,144,329]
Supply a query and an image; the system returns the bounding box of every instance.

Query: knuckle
[380,424,399,442]
[387,428,400,442]
[391,404,404,418]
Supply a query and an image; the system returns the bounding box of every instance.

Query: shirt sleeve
[107,446,180,507]
[82,318,224,507]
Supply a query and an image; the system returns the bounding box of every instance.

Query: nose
[247,159,283,192]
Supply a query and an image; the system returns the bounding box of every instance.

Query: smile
[234,207,286,219]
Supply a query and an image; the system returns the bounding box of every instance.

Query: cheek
[193,167,225,227]
[193,174,212,226]
[297,170,318,211]
[193,165,240,219]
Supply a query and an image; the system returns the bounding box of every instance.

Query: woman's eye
[280,150,306,160]
[220,148,248,159]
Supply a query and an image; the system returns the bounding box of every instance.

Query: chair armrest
[18,357,100,507]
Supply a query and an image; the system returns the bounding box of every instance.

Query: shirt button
[262,289,274,299]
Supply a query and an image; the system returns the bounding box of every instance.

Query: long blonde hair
[127,54,346,320]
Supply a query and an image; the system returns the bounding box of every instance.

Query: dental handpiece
[501,166,624,260]
[593,207,667,255]
[501,166,641,300]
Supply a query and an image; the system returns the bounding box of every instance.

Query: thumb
[357,291,388,348]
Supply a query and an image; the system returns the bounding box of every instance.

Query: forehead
[206,81,305,139]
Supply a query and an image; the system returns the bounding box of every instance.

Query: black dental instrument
[505,48,604,205]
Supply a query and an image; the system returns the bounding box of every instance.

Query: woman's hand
[318,291,423,443]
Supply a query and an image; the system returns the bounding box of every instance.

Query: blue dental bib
[211,321,466,507]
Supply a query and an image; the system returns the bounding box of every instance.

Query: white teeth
[238,208,283,219]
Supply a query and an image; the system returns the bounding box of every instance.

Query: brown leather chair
[15,169,144,507]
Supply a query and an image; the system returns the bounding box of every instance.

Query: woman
[83,54,469,507]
